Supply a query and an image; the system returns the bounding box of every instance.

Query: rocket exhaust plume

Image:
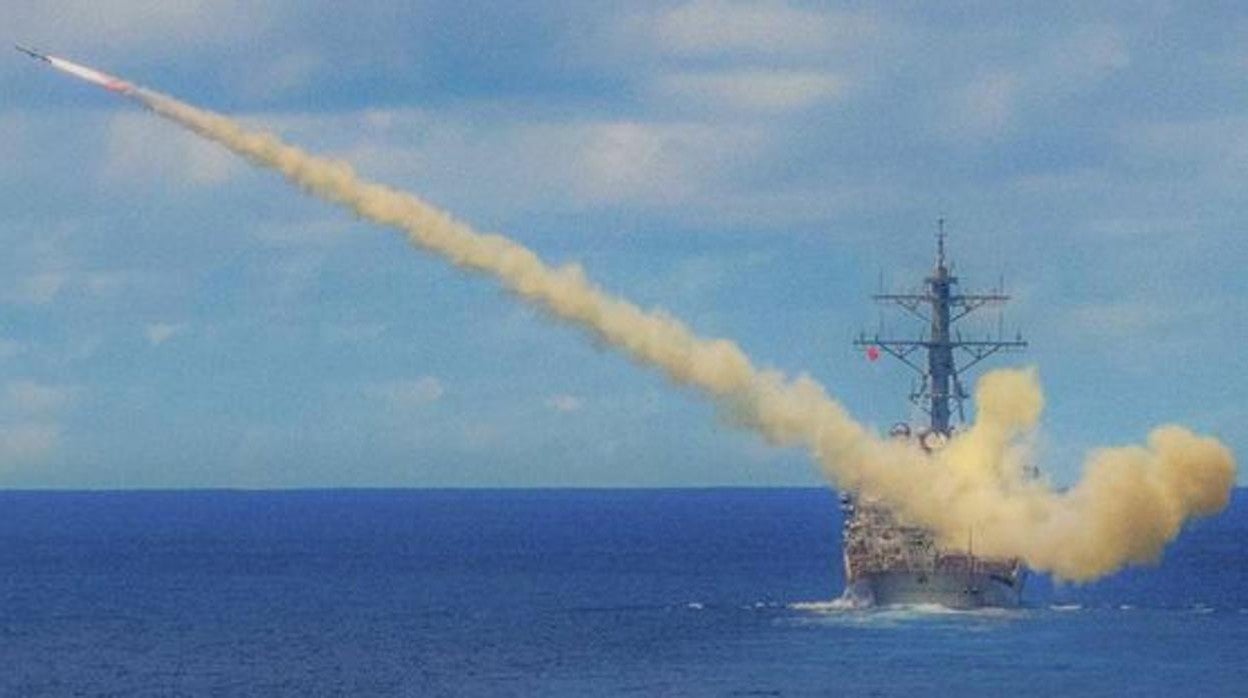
[23,50,1236,581]
[16,46,133,93]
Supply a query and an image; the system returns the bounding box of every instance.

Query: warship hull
[841,493,1026,609]
[843,570,1024,610]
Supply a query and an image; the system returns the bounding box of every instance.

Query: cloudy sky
[1,1,1245,488]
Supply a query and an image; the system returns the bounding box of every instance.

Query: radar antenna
[855,222,1026,434]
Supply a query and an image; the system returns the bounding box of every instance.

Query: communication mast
[855,220,1026,435]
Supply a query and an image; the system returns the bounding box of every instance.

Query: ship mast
[856,221,1026,435]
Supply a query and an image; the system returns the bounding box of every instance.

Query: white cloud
[82,270,133,298]
[940,24,1130,142]
[572,121,767,206]
[1064,301,1179,342]
[261,253,325,305]
[145,322,187,346]
[575,122,674,203]
[1052,295,1221,376]
[181,104,848,230]
[57,336,104,364]
[3,268,149,307]
[460,421,500,452]
[8,271,67,305]
[943,71,1020,141]
[333,111,769,212]
[1078,216,1202,240]
[368,377,445,411]
[4,380,78,415]
[1116,118,1248,181]
[239,50,326,100]
[653,0,869,56]
[547,394,583,413]
[251,219,348,248]
[101,111,241,188]
[658,69,846,112]
[1046,25,1131,89]
[0,423,59,471]
[6,1,278,54]
[644,250,774,303]
[0,213,161,309]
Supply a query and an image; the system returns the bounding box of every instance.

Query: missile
[16,44,134,95]
[15,44,49,63]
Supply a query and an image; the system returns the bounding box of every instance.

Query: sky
[1,1,1245,489]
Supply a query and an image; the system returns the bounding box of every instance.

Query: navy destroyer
[842,224,1027,609]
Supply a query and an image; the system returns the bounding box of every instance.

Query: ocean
[1,488,1244,696]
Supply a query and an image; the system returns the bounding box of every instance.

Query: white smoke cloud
[95,83,1236,582]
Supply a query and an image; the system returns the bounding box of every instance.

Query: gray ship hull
[843,570,1024,610]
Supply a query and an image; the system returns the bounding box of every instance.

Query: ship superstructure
[842,223,1027,608]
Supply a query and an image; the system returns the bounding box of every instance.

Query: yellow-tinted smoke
[132,88,1234,582]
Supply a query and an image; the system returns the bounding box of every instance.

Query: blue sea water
[1,488,1245,696]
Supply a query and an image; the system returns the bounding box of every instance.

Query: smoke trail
[127,87,1233,582]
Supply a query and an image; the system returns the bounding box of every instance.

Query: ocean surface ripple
[1,488,1245,696]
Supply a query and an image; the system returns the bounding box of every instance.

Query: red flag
[866,345,880,362]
